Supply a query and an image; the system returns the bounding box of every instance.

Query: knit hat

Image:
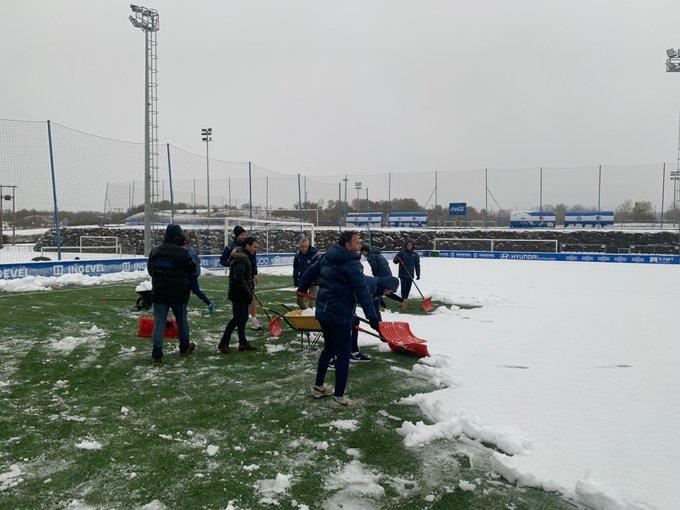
[233,225,246,237]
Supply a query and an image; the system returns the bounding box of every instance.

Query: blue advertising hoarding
[388,211,428,228]
[449,203,467,216]
[345,213,383,228]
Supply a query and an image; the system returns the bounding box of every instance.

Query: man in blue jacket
[293,238,318,309]
[297,231,380,408]
[393,239,421,311]
[186,242,214,314]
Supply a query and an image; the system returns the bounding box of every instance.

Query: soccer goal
[433,237,559,253]
[223,217,315,253]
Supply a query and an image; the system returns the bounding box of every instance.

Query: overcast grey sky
[2,0,680,176]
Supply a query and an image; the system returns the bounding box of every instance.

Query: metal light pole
[665,48,680,241]
[343,174,348,226]
[129,4,160,255]
[354,181,362,201]
[201,128,212,216]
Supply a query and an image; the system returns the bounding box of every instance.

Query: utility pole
[343,174,348,227]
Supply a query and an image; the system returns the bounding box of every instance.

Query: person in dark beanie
[186,242,214,314]
[393,239,420,311]
[293,237,318,309]
[147,224,197,364]
[218,237,259,353]
[219,225,247,267]
[219,225,261,330]
[297,230,379,408]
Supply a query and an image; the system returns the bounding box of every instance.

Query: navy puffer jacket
[297,243,377,324]
[365,248,392,278]
[293,245,318,286]
[393,241,420,279]
[365,275,400,304]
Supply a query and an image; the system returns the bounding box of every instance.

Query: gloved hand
[296,290,308,298]
[416,275,420,280]
[369,317,381,331]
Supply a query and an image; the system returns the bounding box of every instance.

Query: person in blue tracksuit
[297,231,380,408]
[360,245,393,311]
[292,238,318,309]
[393,239,421,310]
[186,243,214,314]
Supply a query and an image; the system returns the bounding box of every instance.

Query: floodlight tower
[129,4,159,256]
[665,48,680,240]
[201,128,212,216]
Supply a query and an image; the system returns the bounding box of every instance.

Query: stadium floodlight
[665,49,680,241]
[201,128,213,216]
[128,4,159,256]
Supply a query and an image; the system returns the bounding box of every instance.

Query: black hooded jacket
[228,247,254,302]
[147,225,196,303]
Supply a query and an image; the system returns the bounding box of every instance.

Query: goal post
[223,216,315,253]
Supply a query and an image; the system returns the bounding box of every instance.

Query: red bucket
[137,316,179,339]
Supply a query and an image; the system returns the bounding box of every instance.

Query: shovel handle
[354,325,387,343]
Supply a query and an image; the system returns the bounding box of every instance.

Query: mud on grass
[0,274,574,509]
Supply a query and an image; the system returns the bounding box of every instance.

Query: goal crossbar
[224,216,315,251]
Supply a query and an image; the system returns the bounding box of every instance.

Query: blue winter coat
[393,244,420,280]
[187,245,202,277]
[365,275,400,305]
[293,246,318,286]
[297,243,377,324]
[365,248,392,278]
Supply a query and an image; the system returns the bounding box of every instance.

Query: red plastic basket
[137,316,179,339]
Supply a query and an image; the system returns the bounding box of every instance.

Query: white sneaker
[331,396,357,408]
[250,316,262,331]
[312,385,333,398]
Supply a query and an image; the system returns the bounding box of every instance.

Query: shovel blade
[378,321,430,357]
[268,316,283,337]
[422,296,434,313]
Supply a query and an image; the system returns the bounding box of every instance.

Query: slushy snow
[354,257,679,510]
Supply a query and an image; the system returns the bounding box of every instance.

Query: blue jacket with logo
[297,243,377,324]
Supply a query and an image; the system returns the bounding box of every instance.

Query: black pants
[316,320,352,397]
[220,300,249,346]
[400,278,413,300]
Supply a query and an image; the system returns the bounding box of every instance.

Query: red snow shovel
[355,317,430,358]
[267,315,284,337]
[397,259,434,313]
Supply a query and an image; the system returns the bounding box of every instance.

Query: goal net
[223,217,315,253]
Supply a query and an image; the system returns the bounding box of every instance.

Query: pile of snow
[324,420,359,432]
[0,464,23,492]
[254,473,293,505]
[75,440,103,451]
[135,280,152,292]
[265,344,287,354]
[372,257,679,509]
[49,325,106,355]
[324,461,385,498]
[0,270,147,293]
[205,445,219,457]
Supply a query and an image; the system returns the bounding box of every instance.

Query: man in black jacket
[220,225,261,330]
[147,224,197,364]
[218,237,259,353]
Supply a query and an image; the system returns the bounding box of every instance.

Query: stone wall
[34,227,679,255]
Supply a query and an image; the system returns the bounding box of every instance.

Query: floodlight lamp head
[130,4,142,13]
[667,48,678,58]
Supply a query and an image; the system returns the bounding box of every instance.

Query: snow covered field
[365,258,677,509]
[249,257,680,508]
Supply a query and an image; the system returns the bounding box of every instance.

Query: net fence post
[248,161,253,222]
[167,143,175,221]
[297,173,303,234]
[660,163,665,228]
[46,120,62,261]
